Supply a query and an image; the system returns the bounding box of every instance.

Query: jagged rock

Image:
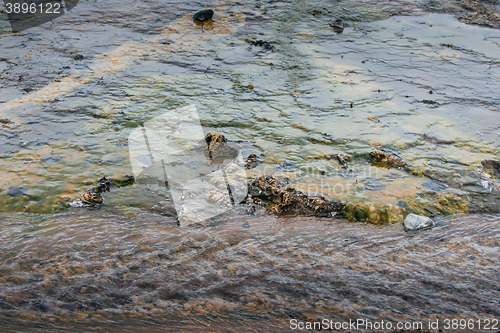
[69,188,103,209]
[96,176,111,193]
[370,150,408,169]
[203,133,239,162]
[248,175,288,198]
[248,176,345,217]
[245,154,260,169]
[403,213,435,231]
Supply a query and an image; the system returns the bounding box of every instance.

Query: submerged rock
[329,19,344,33]
[7,187,28,197]
[158,39,175,45]
[403,213,435,231]
[193,9,214,22]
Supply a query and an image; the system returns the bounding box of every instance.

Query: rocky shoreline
[67,133,500,225]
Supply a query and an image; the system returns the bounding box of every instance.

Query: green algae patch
[343,203,406,224]
[404,192,469,216]
[343,191,469,224]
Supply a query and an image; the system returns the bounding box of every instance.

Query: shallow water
[1,0,500,331]
[0,212,499,332]
[0,0,499,215]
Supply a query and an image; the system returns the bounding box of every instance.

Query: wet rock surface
[370,150,409,169]
[248,176,345,217]
[244,153,260,169]
[246,39,275,51]
[69,188,103,209]
[329,18,345,33]
[403,213,436,231]
[193,9,214,22]
[482,159,500,177]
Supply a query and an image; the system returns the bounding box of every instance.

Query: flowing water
[1,0,500,331]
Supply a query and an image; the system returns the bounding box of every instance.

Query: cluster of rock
[65,127,500,231]
[247,176,346,217]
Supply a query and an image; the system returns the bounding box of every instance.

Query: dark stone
[247,39,275,50]
[73,54,84,61]
[396,200,408,208]
[7,187,28,197]
[322,133,335,141]
[329,19,344,33]
[75,89,88,97]
[193,9,214,22]
[96,176,111,193]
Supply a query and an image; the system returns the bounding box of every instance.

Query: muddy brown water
[1,0,500,331]
[0,212,499,332]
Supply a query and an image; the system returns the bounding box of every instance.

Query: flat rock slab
[404,213,435,231]
[7,187,28,197]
